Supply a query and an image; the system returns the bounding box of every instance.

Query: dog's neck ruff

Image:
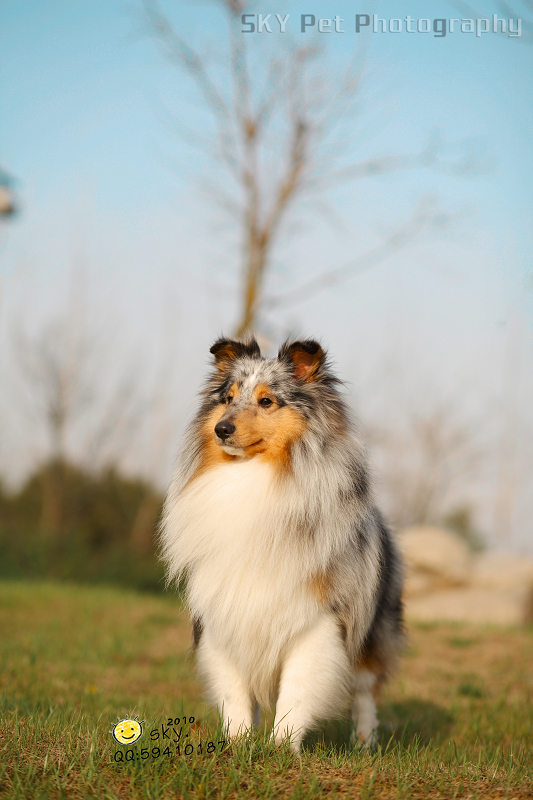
[161,449,364,590]
[164,459,319,579]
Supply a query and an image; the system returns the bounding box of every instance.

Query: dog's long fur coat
[160,338,404,750]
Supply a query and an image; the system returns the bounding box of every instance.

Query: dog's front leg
[350,669,379,749]
[197,631,253,738]
[273,614,351,752]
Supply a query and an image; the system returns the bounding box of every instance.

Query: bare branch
[14,322,94,459]
[307,135,489,193]
[139,1,483,334]
[264,195,448,311]
[366,397,486,530]
[142,0,238,168]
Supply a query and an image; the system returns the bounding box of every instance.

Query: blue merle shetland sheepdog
[160,337,404,751]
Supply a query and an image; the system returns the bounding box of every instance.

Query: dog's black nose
[215,420,236,441]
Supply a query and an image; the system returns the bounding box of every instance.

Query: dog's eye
[226,395,233,404]
[259,397,273,408]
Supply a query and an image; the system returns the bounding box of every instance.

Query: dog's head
[203,337,331,464]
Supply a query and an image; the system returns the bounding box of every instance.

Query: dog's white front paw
[350,724,378,750]
[274,728,302,753]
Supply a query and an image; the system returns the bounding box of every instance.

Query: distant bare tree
[366,403,485,533]
[14,317,144,535]
[17,322,92,464]
[140,0,483,335]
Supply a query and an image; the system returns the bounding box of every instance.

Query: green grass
[1,580,532,799]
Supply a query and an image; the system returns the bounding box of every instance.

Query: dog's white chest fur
[165,459,324,701]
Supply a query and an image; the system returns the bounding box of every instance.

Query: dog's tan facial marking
[225,383,240,405]
[209,381,307,471]
[252,384,278,411]
[189,407,236,484]
[224,407,263,450]
[254,406,307,472]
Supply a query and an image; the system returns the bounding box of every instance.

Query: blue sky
[1,0,532,547]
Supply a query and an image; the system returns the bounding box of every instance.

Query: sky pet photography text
[241,13,522,37]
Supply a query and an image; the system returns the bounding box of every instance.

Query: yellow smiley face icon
[111,716,144,745]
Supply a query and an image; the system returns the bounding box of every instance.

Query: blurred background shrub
[0,459,164,591]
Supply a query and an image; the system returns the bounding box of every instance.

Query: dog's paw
[350,727,378,752]
[274,730,302,753]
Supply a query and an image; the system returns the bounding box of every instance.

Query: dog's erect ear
[278,339,325,381]
[210,338,261,369]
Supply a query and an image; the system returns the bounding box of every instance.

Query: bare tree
[365,401,485,535]
[16,322,92,465]
[14,321,91,533]
[140,0,483,336]
[13,316,145,535]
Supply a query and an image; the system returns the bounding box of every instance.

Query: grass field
[1,580,532,799]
